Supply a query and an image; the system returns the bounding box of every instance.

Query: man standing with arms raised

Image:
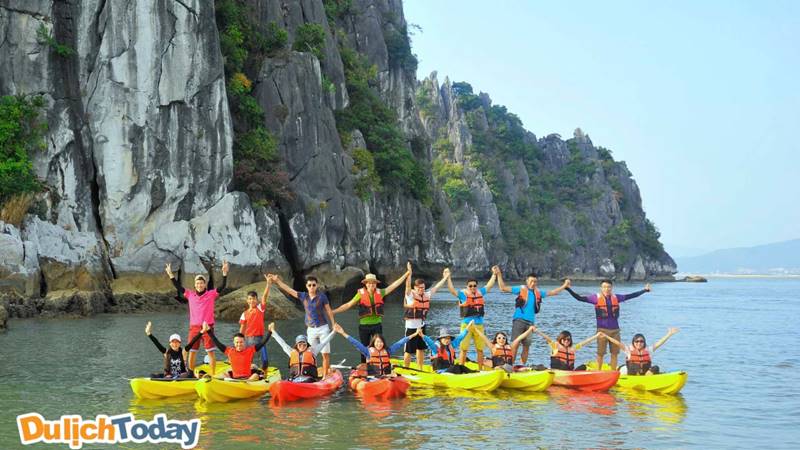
[402,265,450,369]
[565,279,652,371]
[270,274,336,377]
[495,267,570,365]
[446,268,497,371]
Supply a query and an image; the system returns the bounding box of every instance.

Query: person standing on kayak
[166,259,229,376]
[495,267,570,365]
[565,279,651,371]
[268,322,337,382]
[239,275,271,371]
[421,322,477,374]
[601,328,679,375]
[334,323,419,377]
[144,321,203,379]
[402,265,450,370]
[270,274,336,377]
[331,266,411,362]
[202,321,271,380]
[445,269,497,371]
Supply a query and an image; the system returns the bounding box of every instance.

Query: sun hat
[437,328,453,339]
[361,273,381,284]
[168,334,182,342]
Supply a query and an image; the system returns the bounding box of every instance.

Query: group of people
[143,260,678,384]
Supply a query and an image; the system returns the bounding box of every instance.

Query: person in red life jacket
[332,267,411,362]
[268,322,337,382]
[239,275,271,371]
[334,323,419,377]
[531,327,603,371]
[144,321,203,379]
[420,322,478,374]
[402,264,450,370]
[471,325,537,372]
[270,274,336,377]
[565,279,651,371]
[166,259,229,376]
[200,321,271,380]
[601,328,679,375]
[494,267,570,365]
[445,269,498,370]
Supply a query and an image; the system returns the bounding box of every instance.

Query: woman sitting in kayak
[334,323,420,377]
[144,321,202,379]
[268,322,336,382]
[532,327,602,371]
[472,325,536,372]
[201,322,271,381]
[421,322,477,374]
[601,328,679,375]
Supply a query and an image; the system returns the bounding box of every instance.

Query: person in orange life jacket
[494,267,570,365]
[268,322,337,382]
[144,321,203,379]
[402,264,450,370]
[269,273,336,377]
[332,266,411,362]
[199,322,271,380]
[531,327,603,371]
[420,321,478,374]
[166,260,229,375]
[601,328,679,375]
[239,275,271,370]
[565,278,652,371]
[472,325,537,373]
[334,323,420,377]
[445,268,498,371]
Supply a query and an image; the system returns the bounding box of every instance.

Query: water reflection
[618,390,688,425]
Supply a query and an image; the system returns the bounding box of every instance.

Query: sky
[403,0,800,256]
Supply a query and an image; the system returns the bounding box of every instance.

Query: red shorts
[188,324,217,352]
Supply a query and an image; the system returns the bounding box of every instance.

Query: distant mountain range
[676,239,800,275]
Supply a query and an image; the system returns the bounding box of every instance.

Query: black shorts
[405,326,427,353]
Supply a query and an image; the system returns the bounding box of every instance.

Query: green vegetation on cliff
[0,95,46,204]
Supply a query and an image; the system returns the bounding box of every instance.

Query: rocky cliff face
[0,0,675,326]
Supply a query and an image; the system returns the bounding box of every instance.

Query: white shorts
[307,324,331,354]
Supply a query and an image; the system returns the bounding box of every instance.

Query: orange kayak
[269,369,343,403]
[348,373,411,399]
[551,369,620,392]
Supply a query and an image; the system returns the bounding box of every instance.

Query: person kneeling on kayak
[269,322,336,382]
[334,323,418,377]
[144,321,201,379]
[532,327,602,371]
[601,328,679,375]
[202,322,271,381]
[473,325,537,372]
[421,322,477,374]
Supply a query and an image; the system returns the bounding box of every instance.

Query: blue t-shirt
[458,287,488,325]
[298,292,330,328]
[511,286,547,323]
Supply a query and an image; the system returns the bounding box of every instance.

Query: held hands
[443,267,451,279]
[563,279,571,288]
[644,283,652,292]
[407,261,412,273]
[221,259,230,276]
[201,321,210,333]
[491,265,501,275]
[333,323,345,335]
[414,328,424,337]
[467,320,475,330]
[528,325,536,332]
[668,327,679,335]
[145,321,152,335]
[165,263,175,279]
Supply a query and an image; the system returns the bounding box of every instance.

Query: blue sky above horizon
[403,1,800,255]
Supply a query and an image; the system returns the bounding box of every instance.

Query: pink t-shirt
[185,289,219,325]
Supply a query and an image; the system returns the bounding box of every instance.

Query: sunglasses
[307,283,317,287]
[467,284,477,288]
[634,340,645,343]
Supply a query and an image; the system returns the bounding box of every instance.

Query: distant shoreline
[676,273,800,279]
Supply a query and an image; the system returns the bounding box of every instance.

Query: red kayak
[269,369,343,403]
[348,373,411,399]
[551,370,620,392]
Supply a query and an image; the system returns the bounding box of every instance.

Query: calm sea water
[1,277,799,449]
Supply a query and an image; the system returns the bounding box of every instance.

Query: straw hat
[361,273,382,284]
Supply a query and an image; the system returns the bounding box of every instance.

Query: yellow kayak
[462,361,554,392]
[391,360,504,392]
[585,362,688,394]
[193,361,232,377]
[130,378,198,399]
[195,367,281,403]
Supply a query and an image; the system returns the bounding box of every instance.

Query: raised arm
[451,321,473,348]
[618,283,651,302]
[332,295,358,314]
[334,324,369,359]
[428,268,450,295]
[183,330,204,352]
[267,323,293,357]
[311,329,337,356]
[446,269,458,297]
[600,332,626,355]
[253,332,272,351]
[145,321,167,353]
[404,262,413,296]
[575,332,602,349]
[653,327,679,352]
[565,287,591,303]
[384,263,412,296]
[261,275,271,308]
[215,259,229,292]
[272,274,299,299]
[484,270,498,292]
[471,323,494,349]
[166,263,186,301]
[204,322,227,353]
[388,331,416,355]
[511,325,536,348]
[495,266,512,293]
[532,327,556,348]
[547,279,571,297]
